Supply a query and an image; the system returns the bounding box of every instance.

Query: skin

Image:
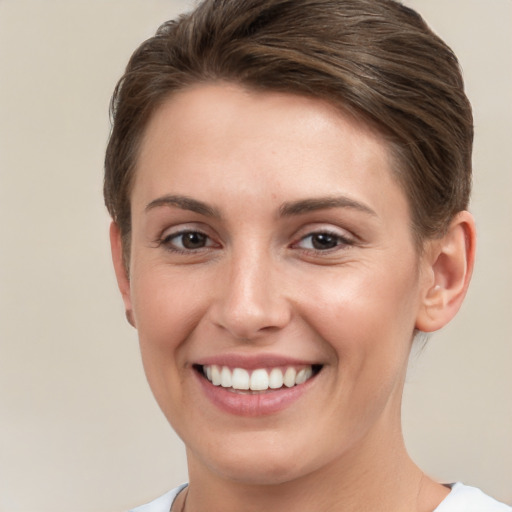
[111,83,475,512]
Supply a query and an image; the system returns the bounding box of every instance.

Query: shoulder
[435,483,511,512]
[128,484,187,512]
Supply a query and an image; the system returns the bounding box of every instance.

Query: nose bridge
[213,242,290,340]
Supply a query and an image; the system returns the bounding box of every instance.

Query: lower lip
[195,371,315,417]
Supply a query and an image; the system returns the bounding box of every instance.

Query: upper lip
[193,353,322,370]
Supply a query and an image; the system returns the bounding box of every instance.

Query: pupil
[312,233,337,250]
[183,232,206,249]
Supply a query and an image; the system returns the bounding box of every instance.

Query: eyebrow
[145,194,221,217]
[279,196,377,217]
[144,194,376,219]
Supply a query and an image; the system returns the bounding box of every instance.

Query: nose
[209,249,292,341]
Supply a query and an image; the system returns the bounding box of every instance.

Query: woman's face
[120,83,432,484]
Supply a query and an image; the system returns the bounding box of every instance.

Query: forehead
[139,83,387,156]
[132,83,408,223]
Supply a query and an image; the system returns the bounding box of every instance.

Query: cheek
[130,269,209,401]
[295,267,420,442]
[132,267,205,345]
[297,262,420,368]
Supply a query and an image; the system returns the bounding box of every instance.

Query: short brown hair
[104,0,473,256]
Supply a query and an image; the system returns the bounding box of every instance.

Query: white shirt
[434,482,511,511]
[130,482,512,512]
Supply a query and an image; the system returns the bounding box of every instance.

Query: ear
[415,211,476,333]
[109,222,136,328]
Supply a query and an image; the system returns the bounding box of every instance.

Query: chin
[214,455,308,486]
[187,430,321,486]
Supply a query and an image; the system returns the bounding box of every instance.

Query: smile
[198,364,322,392]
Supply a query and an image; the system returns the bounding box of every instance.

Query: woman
[104,0,511,510]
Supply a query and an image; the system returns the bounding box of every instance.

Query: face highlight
[118,83,431,485]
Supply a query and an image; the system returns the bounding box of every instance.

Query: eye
[296,231,352,251]
[161,230,215,251]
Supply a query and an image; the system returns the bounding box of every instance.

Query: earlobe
[109,222,136,328]
[415,211,476,333]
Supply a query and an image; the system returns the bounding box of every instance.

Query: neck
[183,422,448,512]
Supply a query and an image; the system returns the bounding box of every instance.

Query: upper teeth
[203,365,314,391]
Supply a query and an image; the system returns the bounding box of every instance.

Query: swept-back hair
[105,0,473,256]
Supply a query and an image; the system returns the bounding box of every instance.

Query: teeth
[202,364,317,391]
[295,367,313,384]
[221,366,232,388]
[211,365,222,386]
[283,367,297,388]
[232,368,250,390]
[269,368,284,389]
[250,369,269,391]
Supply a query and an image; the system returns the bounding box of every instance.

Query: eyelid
[157,224,221,253]
[291,225,356,252]
[157,222,211,242]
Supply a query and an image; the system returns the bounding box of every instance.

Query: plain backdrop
[0,1,510,510]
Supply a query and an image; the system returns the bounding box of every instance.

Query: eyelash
[158,228,354,255]
[293,230,354,252]
[159,229,217,253]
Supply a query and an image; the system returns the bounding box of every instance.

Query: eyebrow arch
[279,196,377,217]
[145,194,221,218]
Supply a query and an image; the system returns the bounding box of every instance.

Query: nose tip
[210,257,291,341]
[219,294,288,340]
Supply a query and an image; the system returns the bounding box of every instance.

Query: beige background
[0,1,510,510]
